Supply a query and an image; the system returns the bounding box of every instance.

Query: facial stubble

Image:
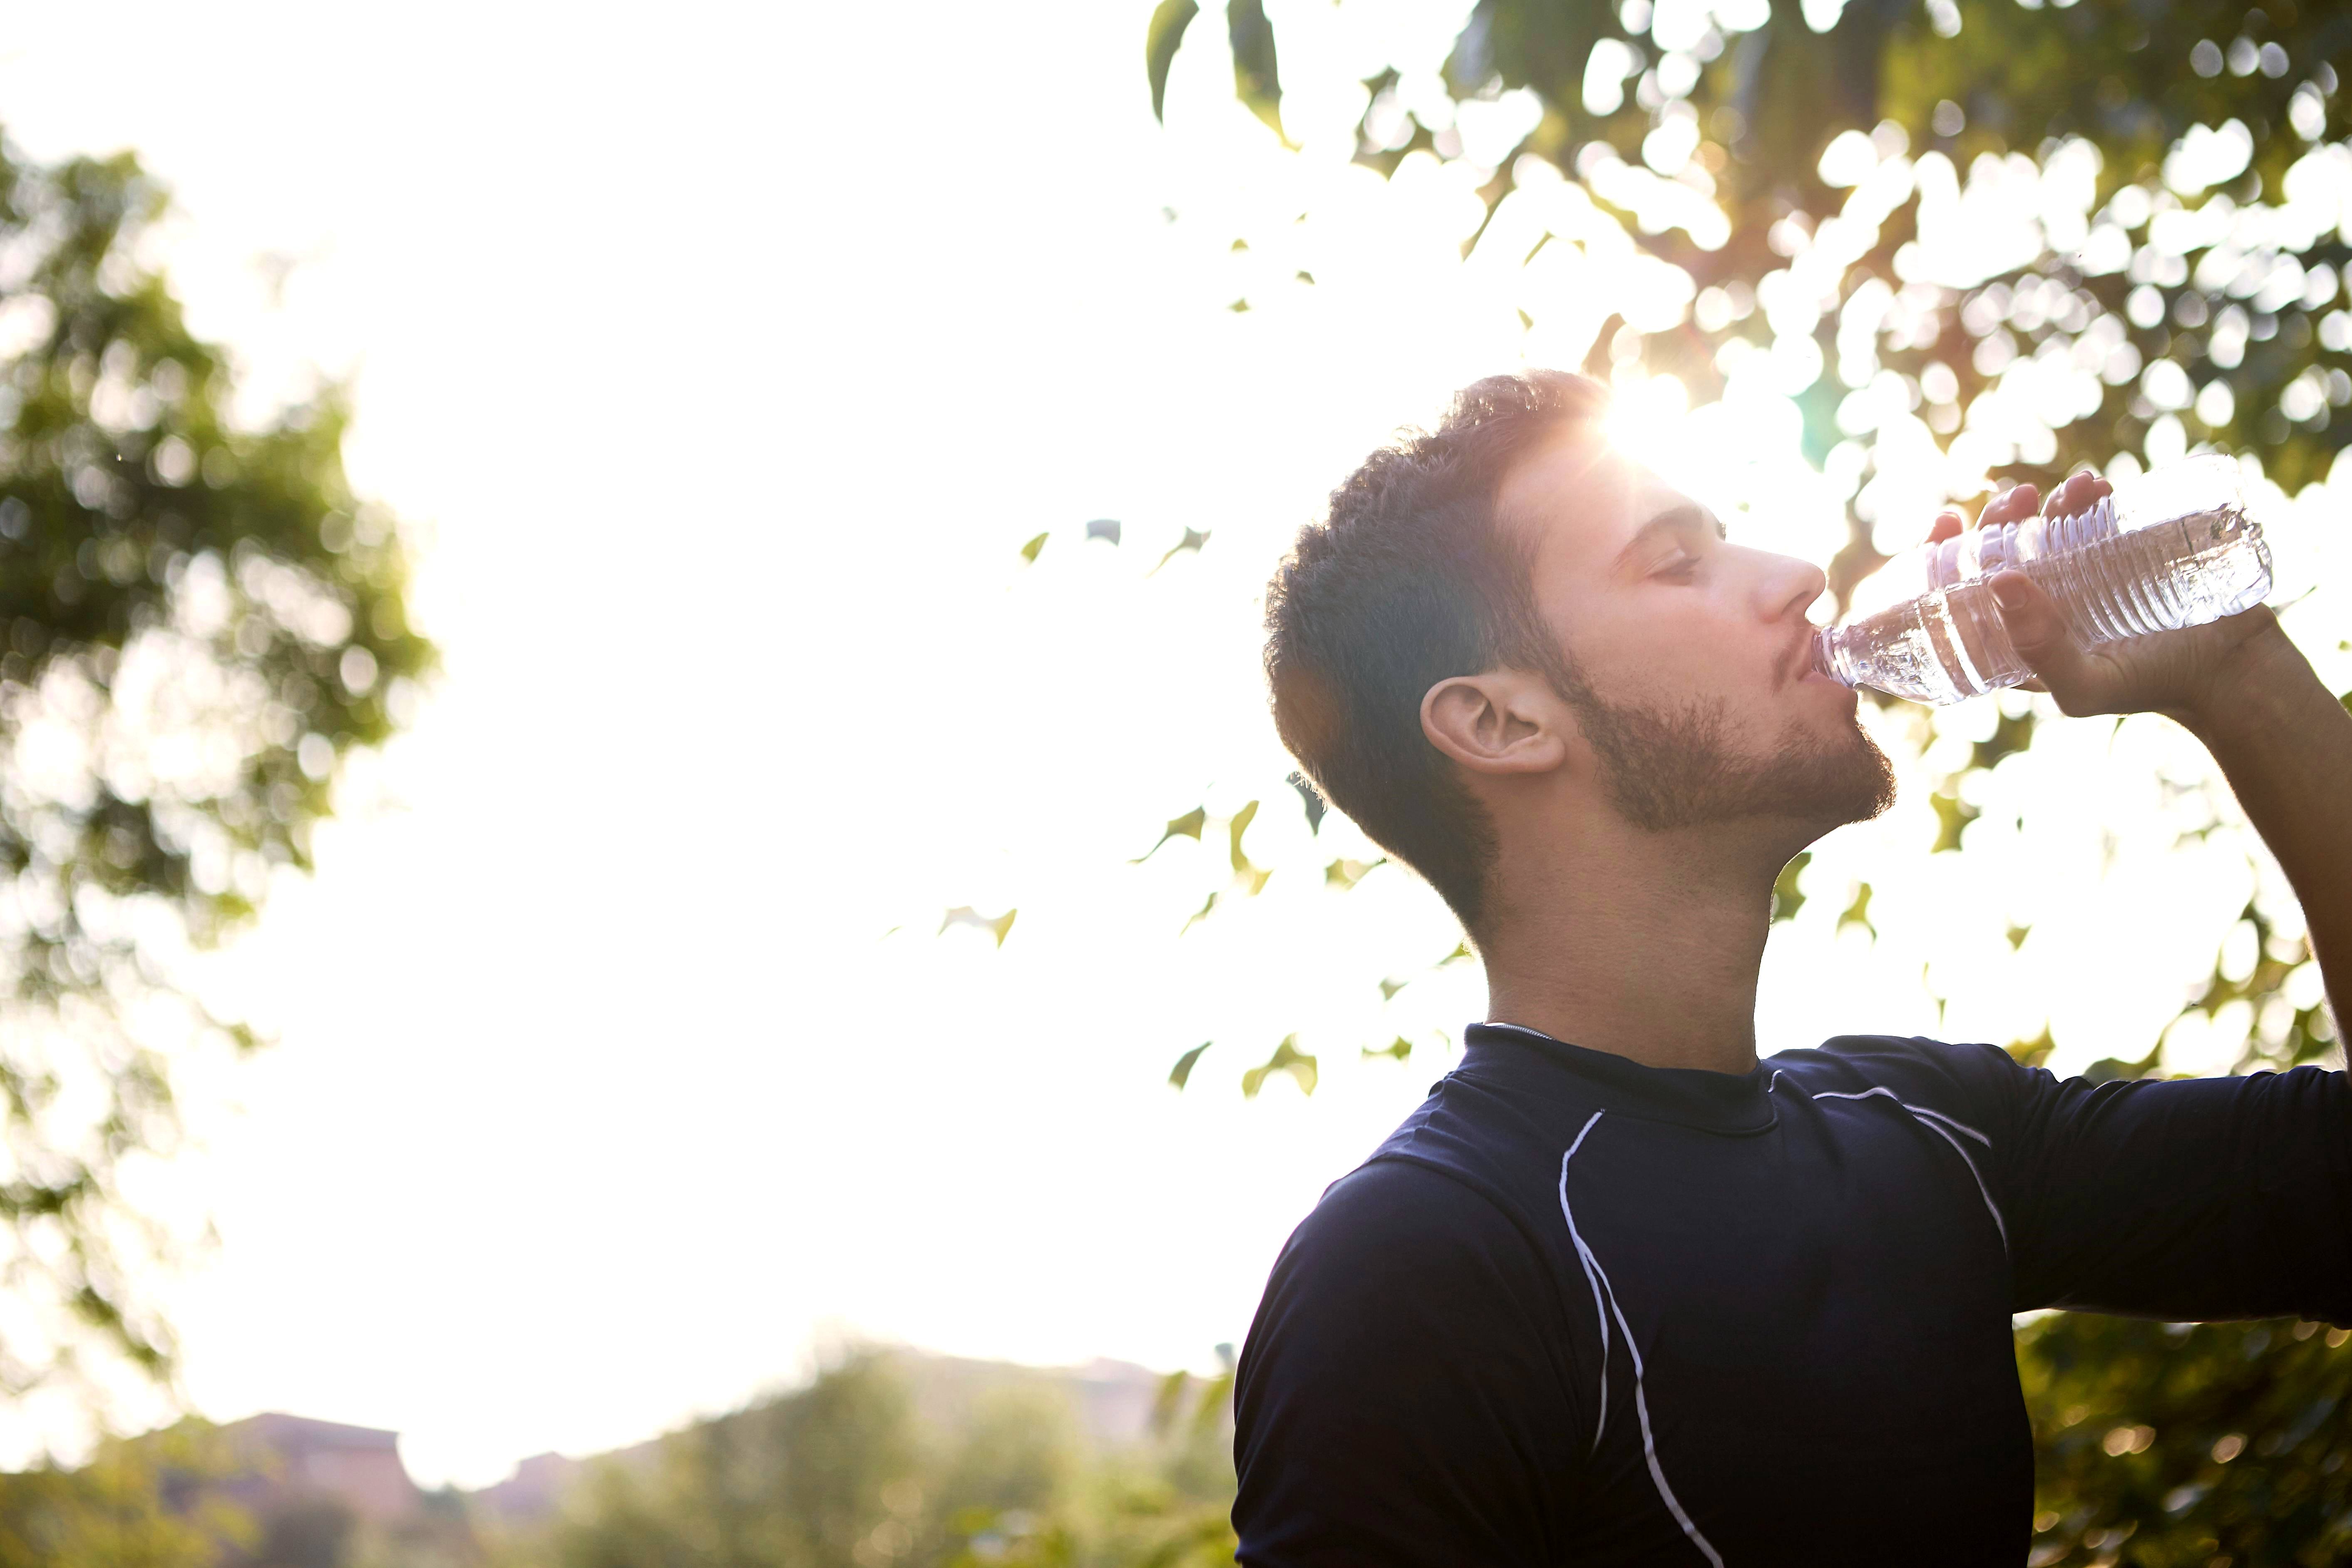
[1571,687,1897,834]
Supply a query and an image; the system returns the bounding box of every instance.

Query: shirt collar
[1461,1021,1778,1135]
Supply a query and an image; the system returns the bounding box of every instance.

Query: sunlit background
[0,0,2346,1535]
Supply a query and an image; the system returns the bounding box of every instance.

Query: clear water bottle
[1812,454,2274,705]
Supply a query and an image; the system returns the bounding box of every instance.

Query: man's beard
[1570,688,1895,834]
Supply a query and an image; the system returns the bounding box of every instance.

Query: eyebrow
[1615,503,1726,568]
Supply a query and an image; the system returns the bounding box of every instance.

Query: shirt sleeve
[1940,1042,2352,1321]
[1231,1157,1584,1568]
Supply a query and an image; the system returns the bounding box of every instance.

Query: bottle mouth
[1808,628,1840,684]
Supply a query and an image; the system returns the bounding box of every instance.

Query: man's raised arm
[1974,473,2349,1037]
[2171,635,2352,1038]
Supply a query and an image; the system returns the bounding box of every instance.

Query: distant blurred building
[216,1412,423,1525]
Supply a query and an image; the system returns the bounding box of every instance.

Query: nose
[1744,546,1828,624]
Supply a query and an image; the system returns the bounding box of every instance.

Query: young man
[1235,370,2352,1564]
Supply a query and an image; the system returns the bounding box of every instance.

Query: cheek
[1578,596,1771,702]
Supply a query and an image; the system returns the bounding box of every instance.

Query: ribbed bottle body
[1815,456,2274,705]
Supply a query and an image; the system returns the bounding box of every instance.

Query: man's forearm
[2185,641,2352,1039]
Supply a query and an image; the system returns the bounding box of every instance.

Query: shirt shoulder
[1247,1156,1562,1363]
[1766,1033,2032,1129]
[1234,1157,1586,1567]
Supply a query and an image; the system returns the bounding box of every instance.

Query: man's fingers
[1926,509,1965,546]
[2045,471,2113,520]
[1979,484,2039,529]
[1989,571,2088,687]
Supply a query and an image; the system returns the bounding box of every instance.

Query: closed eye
[1619,503,1725,582]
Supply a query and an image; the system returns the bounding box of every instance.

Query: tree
[0,131,430,1387]
[0,1422,245,1568]
[511,1352,1234,1568]
[1139,0,2351,1554]
[2017,1312,2352,1564]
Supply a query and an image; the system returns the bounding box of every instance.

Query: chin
[1787,724,1897,828]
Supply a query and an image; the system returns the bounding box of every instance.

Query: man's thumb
[1990,571,2074,669]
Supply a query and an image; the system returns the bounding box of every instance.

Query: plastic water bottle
[1812,454,2273,705]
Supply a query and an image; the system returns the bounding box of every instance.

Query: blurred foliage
[2018,1314,2352,1565]
[0,1417,477,1568]
[496,1351,1234,1568]
[1159,0,2350,535]
[1147,0,2352,1553]
[0,1422,244,1568]
[219,1487,476,1568]
[0,129,430,1389]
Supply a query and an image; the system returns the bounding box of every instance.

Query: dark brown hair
[1262,370,1607,935]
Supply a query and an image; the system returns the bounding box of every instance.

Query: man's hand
[1925,474,2295,726]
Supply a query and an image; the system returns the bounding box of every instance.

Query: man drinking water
[1232,370,2352,1564]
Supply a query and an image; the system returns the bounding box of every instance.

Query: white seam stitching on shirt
[1559,1113,1726,1566]
[1907,1116,2009,1252]
[1810,1086,1900,1106]
[1902,1102,1993,1147]
[1804,1086,2007,1253]
[1584,1234,1727,1566]
[1557,1112,1610,1452]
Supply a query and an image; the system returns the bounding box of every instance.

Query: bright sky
[0,0,2344,1491]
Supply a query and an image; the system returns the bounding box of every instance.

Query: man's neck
[1478,821,1789,1077]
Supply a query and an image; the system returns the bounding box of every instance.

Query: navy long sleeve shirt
[1232,1024,2352,1566]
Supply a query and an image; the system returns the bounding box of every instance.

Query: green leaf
[1437,942,1473,967]
[1838,883,1873,937]
[1150,526,1211,575]
[1227,0,1288,144]
[1771,851,1811,923]
[1182,890,1218,933]
[1227,799,1260,875]
[939,906,1018,947]
[1362,1037,1412,1063]
[1133,806,1208,862]
[1019,531,1048,563]
[1241,1035,1318,1099]
[1287,771,1326,833]
[1145,0,1200,123]
[1379,976,1410,1001]
[1168,1041,1212,1090]
[1928,789,1977,854]
[1324,856,1383,889]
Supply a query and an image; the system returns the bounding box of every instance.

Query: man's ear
[1421,670,1572,777]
